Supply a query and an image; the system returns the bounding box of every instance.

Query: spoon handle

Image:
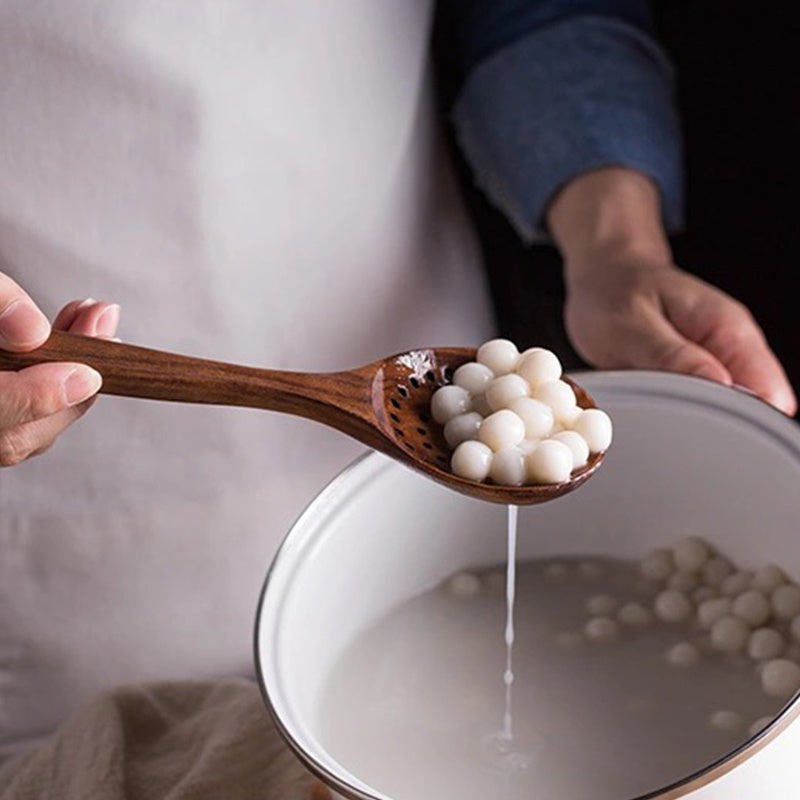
[0,331,380,440]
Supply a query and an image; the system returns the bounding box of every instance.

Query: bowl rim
[254,369,800,800]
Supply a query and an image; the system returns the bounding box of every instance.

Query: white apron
[0,0,494,755]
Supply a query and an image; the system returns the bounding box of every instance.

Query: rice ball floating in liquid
[732,590,772,628]
[761,659,800,699]
[654,590,693,624]
[710,616,751,653]
[673,536,712,572]
[752,564,787,594]
[772,584,800,620]
[748,628,785,661]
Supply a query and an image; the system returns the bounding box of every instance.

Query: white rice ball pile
[526,439,573,484]
[443,412,483,449]
[431,384,472,425]
[508,397,555,440]
[667,542,800,703]
[550,430,590,468]
[485,374,530,412]
[533,380,579,423]
[488,447,526,487]
[571,408,613,452]
[434,339,612,485]
[538,536,800,730]
[516,347,561,386]
[476,339,519,375]
[471,393,492,417]
[567,537,800,721]
[477,409,526,452]
[449,440,493,482]
[453,362,494,396]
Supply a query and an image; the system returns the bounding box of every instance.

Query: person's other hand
[547,167,797,416]
[0,272,120,466]
[564,255,797,415]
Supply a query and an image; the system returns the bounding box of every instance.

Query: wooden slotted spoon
[0,331,605,504]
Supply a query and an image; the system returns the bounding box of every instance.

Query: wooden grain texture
[0,331,605,505]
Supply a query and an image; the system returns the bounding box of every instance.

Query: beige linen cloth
[0,679,332,800]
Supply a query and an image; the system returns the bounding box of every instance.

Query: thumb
[628,304,734,385]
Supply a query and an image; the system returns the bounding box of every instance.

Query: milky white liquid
[501,504,517,745]
[316,554,780,800]
[490,504,531,779]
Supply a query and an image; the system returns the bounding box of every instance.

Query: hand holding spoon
[0,332,605,504]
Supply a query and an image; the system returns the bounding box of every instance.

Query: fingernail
[693,365,730,384]
[95,304,121,337]
[63,366,103,405]
[0,299,50,347]
[78,297,97,309]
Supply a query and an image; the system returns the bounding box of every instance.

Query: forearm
[547,168,796,415]
[447,7,683,241]
[547,166,673,274]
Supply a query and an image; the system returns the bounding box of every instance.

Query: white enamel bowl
[255,371,800,799]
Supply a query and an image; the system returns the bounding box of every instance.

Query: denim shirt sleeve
[448,5,684,242]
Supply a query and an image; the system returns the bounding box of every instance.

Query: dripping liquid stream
[501,504,518,745]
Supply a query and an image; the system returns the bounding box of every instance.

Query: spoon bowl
[0,333,605,505]
[371,346,604,504]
